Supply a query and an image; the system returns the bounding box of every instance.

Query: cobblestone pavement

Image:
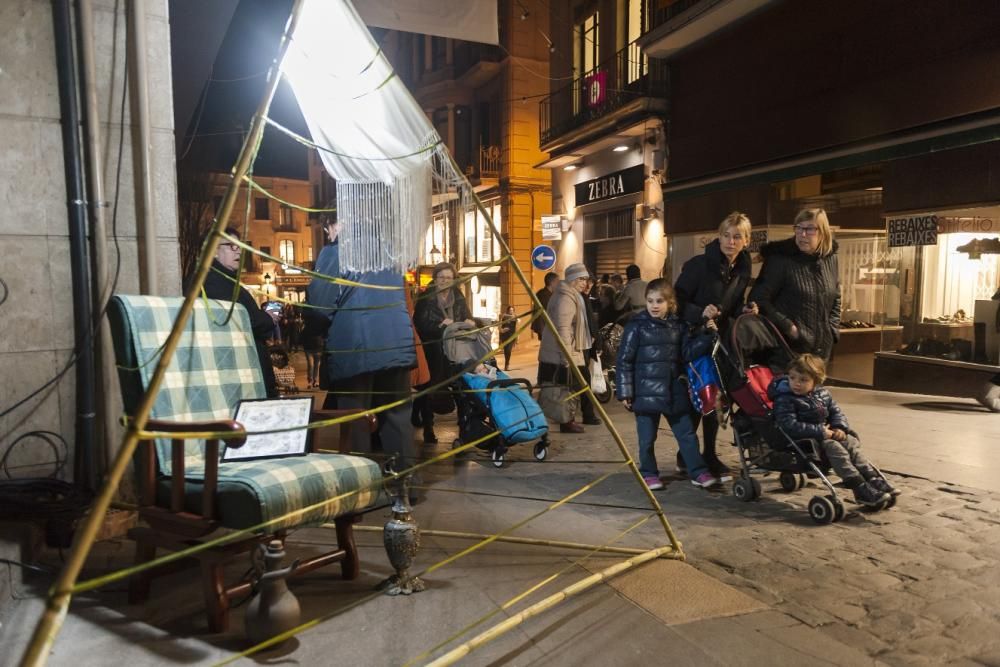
[297,342,1000,666]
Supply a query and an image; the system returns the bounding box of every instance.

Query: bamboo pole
[442,151,684,556]
[18,3,307,665]
[351,525,681,559]
[425,545,675,667]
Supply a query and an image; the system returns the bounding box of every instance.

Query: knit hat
[563,262,590,283]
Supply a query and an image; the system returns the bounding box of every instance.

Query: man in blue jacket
[308,218,417,472]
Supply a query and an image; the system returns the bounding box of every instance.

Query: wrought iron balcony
[539,41,668,148]
[462,144,501,182]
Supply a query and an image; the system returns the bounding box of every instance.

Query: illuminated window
[279,239,295,264]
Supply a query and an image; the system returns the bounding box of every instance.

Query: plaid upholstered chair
[108,295,384,632]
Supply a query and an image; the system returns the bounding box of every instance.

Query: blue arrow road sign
[531,245,557,271]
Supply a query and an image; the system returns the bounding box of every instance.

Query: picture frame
[222,396,313,462]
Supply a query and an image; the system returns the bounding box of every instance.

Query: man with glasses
[197,226,280,397]
[750,208,841,361]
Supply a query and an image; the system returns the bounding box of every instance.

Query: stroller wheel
[808,495,836,524]
[733,478,758,502]
[778,471,799,493]
[491,449,505,468]
[533,442,547,461]
[885,495,897,509]
[830,496,846,522]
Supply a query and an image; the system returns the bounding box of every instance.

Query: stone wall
[0,0,180,479]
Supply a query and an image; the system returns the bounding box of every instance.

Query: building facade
[640,0,1000,393]
[536,0,669,284]
[374,1,553,320]
[208,173,317,303]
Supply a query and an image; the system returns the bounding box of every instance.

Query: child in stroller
[718,314,899,524]
[769,354,900,508]
[443,322,549,467]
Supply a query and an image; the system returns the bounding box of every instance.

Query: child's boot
[869,476,901,497]
[852,480,890,507]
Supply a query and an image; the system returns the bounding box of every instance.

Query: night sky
[172,0,310,179]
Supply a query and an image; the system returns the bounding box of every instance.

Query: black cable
[0,276,8,308]
[0,430,68,479]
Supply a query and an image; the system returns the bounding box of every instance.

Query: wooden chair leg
[201,561,230,633]
[127,538,156,604]
[335,515,361,580]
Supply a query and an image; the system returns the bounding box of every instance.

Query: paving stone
[904,576,977,601]
[862,590,927,619]
[919,596,983,626]
[878,650,941,667]
[864,611,937,644]
[849,571,905,591]
[756,622,883,666]
[969,646,1000,666]
[820,622,890,657]
[942,615,1000,648]
[909,513,964,530]
[903,633,969,662]
[931,550,987,572]
[772,601,838,628]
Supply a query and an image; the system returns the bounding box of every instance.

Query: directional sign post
[531,245,557,271]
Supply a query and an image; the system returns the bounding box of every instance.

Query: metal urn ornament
[244,540,301,645]
[378,475,425,595]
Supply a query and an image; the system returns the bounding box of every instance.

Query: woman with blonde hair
[674,211,757,479]
[750,207,841,361]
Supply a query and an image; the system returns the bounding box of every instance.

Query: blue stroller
[442,322,549,468]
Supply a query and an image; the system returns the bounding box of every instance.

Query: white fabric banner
[356,0,498,45]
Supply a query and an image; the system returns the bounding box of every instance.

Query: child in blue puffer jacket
[769,354,900,507]
[616,279,718,491]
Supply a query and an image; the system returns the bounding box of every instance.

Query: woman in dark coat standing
[749,207,841,362]
[413,262,473,443]
[674,211,755,480]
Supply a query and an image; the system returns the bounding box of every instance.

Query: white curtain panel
[356,0,498,45]
[282,0,457,272]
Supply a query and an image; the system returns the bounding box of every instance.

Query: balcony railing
[463,144,501,181]
[539,41,668,147]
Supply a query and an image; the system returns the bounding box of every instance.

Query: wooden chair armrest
[140,419,247,519]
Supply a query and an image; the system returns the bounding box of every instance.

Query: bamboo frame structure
[21,1,685,663]
[352,525,682,559]
[424,545,676,666]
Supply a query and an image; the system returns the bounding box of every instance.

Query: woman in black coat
[674,211,755,480]
[749,208,841,362]
[412,262,473,443]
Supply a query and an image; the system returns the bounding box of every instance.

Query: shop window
[463,199,502,264]
[919,233,1000,321]
[254,197,270,220]
[278,239,295,264]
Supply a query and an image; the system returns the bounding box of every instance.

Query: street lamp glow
[613,145,629,152]
[563,164,578,171]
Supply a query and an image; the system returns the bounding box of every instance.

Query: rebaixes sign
[887,215,938,247]
[574,165,645,206]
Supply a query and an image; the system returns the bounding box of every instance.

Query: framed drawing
[223,396,313,462]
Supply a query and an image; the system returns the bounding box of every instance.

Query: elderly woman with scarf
[413,261,474,444]
[537,263,600,433]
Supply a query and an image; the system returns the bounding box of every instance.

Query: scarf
[556,281,593,352]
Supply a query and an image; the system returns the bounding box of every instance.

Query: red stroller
[715,314,895,524]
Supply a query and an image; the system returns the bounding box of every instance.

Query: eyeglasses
[221,242,241,252]
[794,225,819,236]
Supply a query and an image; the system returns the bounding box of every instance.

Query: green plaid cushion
[114,295,267,470]
[162,454,383,530]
